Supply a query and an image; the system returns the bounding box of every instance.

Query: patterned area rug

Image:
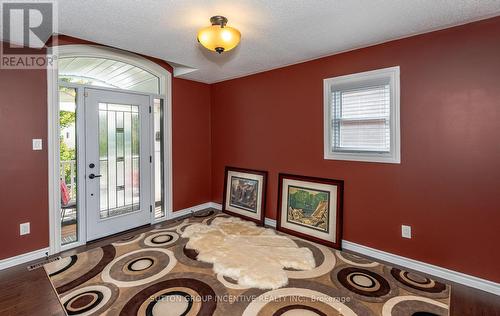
[44,212,450,315]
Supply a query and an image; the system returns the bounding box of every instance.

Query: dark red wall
[172,78,212,210]
[0,68,49,259]
[211,17,500,282]
[0,38,212,260]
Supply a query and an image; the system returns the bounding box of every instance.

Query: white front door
[85,88,151,241]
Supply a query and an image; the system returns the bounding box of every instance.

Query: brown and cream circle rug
[45,212,450,315]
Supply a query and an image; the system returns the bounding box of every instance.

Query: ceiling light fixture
[197,16,241,54]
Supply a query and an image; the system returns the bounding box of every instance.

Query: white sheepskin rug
[181,216,315,289]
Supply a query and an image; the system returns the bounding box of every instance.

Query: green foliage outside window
[59,86,77,189]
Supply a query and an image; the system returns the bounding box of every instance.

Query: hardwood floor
[450,284,500,316]
[0,212,498,316]
[0,263,64,316]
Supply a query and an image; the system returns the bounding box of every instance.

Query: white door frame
[47,44,173,254]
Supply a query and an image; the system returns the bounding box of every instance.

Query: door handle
[88,174,102,179]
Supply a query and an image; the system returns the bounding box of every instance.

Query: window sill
[324,151,401,164]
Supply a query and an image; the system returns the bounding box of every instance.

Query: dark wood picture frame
[276,173,343,249]
[222,166,267,226]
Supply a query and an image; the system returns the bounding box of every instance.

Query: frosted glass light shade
[197,21,241,53]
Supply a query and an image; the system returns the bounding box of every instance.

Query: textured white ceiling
[55,0,500,83]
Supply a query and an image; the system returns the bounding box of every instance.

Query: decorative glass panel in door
[98,103,141,218]
[85,88,151,241]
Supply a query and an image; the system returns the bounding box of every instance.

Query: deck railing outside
[60,160,77,223]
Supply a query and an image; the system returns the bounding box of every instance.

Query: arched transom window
[58,56,160,94]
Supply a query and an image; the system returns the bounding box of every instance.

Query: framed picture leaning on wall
[277,173,343,249]
[222,166,267,225]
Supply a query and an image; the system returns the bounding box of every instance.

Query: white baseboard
[208,202,277,227]
[168,202,216,220]
[342,240,500,295]
[0,247,50,271]
[264,218,277,227]
[209,202,222,210]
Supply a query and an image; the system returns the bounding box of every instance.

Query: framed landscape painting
[222,167,267,225]
[277,173,343,249]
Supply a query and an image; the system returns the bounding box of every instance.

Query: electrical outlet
[20,222,30,235]
[401,225,412,239]
[32,139,43,150]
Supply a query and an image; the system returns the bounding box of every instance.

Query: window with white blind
[324,66,400,163]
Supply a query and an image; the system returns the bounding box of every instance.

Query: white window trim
[323,66,401,164]
[47,44,173,255]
